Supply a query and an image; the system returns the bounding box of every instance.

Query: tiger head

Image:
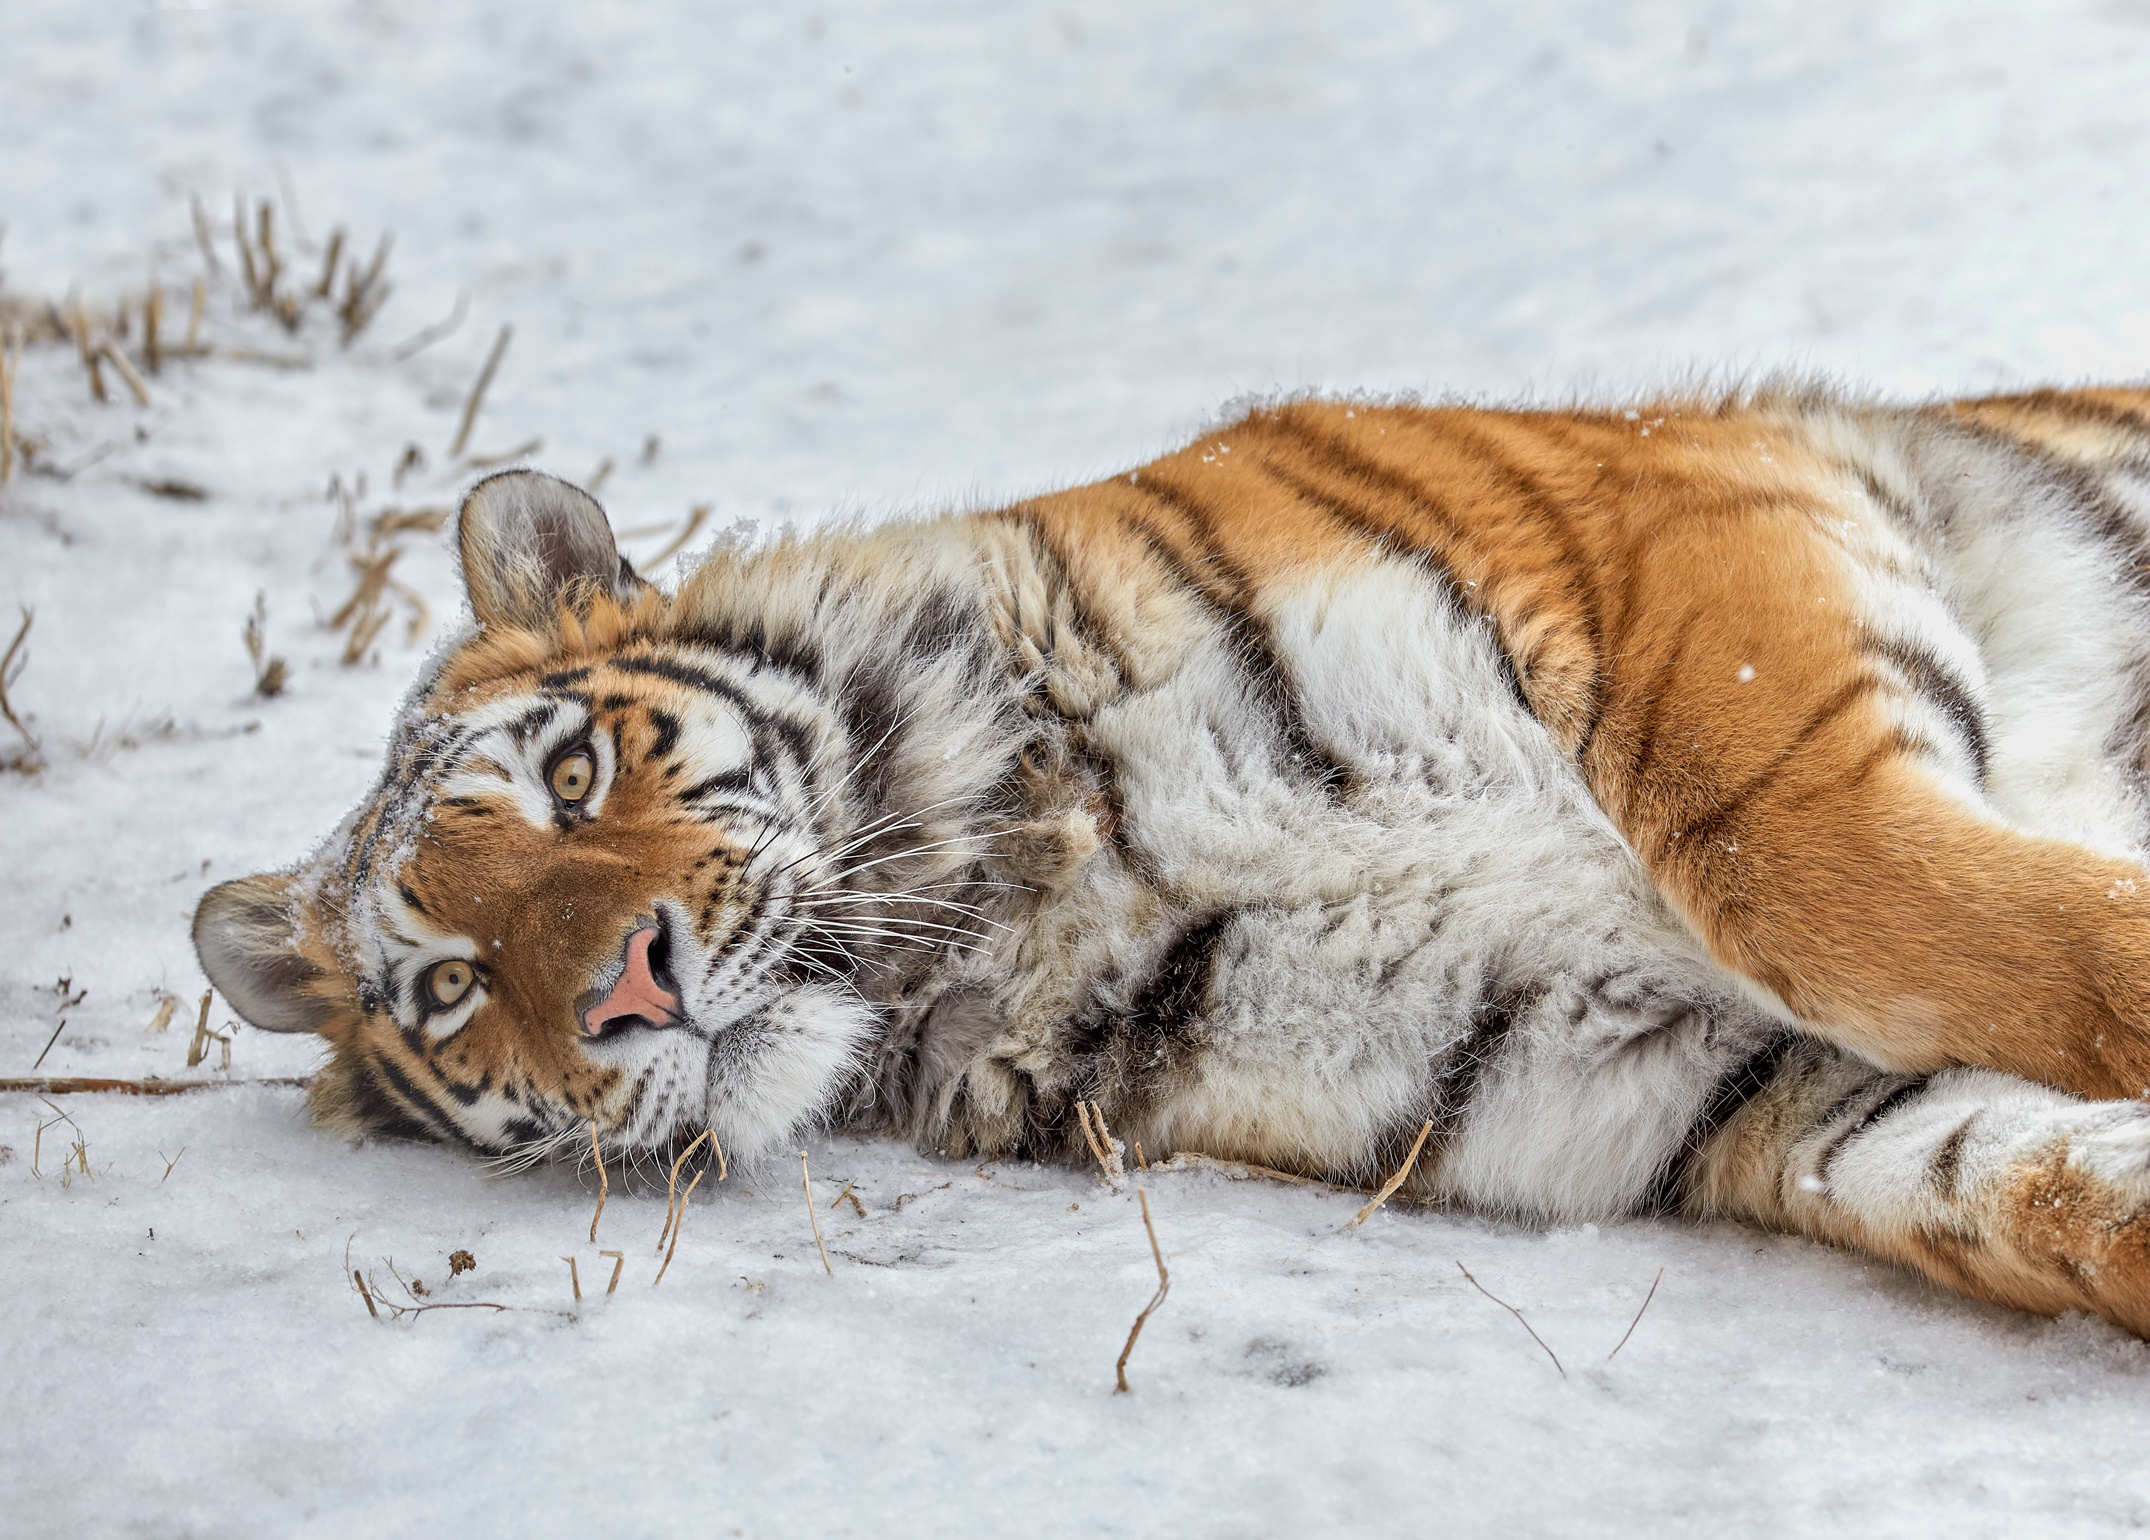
[192,471,983,1165]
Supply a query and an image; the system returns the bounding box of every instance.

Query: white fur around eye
[409,950,485,1041]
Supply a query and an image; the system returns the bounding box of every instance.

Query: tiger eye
[551,751,595,803]
[428,959,475,1009]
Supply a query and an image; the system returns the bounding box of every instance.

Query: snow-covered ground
[7,3,2150,1534]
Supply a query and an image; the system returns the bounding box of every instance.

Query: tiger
[194,383,2150,1337]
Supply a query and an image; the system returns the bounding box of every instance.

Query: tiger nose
[581,925,681,1036]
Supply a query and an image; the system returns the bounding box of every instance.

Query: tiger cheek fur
[193,391,2150,1342]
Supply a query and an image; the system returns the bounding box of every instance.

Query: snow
[6,1,2150,1532]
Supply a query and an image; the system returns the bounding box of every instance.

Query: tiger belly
[962,548,1786,1221]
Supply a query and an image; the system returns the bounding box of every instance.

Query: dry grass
[653,1167,707,1287]
[450,324,512,458]
[1113,1187,1171,1394]
[184,991,235,1071]
[2,606,42,769]
[0,1075,309,1096]
[1075,1099,1127,1189]
[656,1130,712,1252]
[242,593,287,697]
[1343,1118,1434,1231]
[800,1150,834,1275]
[145,993,179,1035]
[1,323,18,484]
[585,1121,609,1242]
[599,1249,625,1295]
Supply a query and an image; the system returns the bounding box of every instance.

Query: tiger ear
[456,470,644,631]
[192,873,341,1035]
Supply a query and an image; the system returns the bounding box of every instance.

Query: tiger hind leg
[1673,1039,2150,1336]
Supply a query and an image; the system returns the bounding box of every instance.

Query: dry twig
[1114,1187,1171,1394]
[563,1256,582,1302]
[1344,1118,1434,1230]
[1606,1269,1665,1361]
[599,1250,625,1295]
[1456,1262,1565,1378]
[0,1075,309,1096]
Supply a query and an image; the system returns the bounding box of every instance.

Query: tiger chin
[200,388,2150,1339]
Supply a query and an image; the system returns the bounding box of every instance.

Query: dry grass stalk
[31,1018,68,1072]
[463,437,542,471]
[450,325,512,458]
[1151,1152,1337,1189]
[354,1269,381,1319]
[563,1256,582,1301]
[1605,1268,1665,1361]
[314,228,345,300]
[232,195,262,305]
[185,990,232,1070]
[159,1146,186,1182]
[338,234,392,344]
[70,304,107,404]
[243,593,287,697]
[389,291,466,361]
[185,278,205,355]
[657,1129,712,1253]
[143,284,163,374]
[599,1249,625,1295]
[2,323,18,485]
[653,1168,705,1287]
[1113,1187,1171,1394]
[0,1074,309,1096]
[1344,1118,1434,1231]
[190,195,221,278]
[331,545,400,664]
[586,1120,609,1242]
[95,339,150,406]
[146,993,179,1034]
[829,1179,860,1213]
[800,1150,834,1275]
[2,606,41,763]
[1456,1262,1565,1378]
[640,505,713,568]
[367,505,451,538]
[1075,1100,1127,1189]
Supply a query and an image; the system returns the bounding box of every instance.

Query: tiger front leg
[1678,1040,2150,1337]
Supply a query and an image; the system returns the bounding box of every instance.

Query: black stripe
[1817,1077,1930,1181]
[1623,609,1699,783]
[1129,478,1352,797]
[1928,1114,1975,1198]
[1267,408,1607,744]
[646,708,682,760]
[1863,635,1990,786]
[357,1052,476,1148]
[1641,1034,1799,1215]
[1679,675,1882,847]
[1414,978,1545,1169]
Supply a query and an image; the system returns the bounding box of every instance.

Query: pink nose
[582,926,681,1036]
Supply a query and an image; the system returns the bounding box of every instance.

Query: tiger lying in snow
[196,385,2150,1335]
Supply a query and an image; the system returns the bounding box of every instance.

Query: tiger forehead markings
[200,386,2150,1338]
